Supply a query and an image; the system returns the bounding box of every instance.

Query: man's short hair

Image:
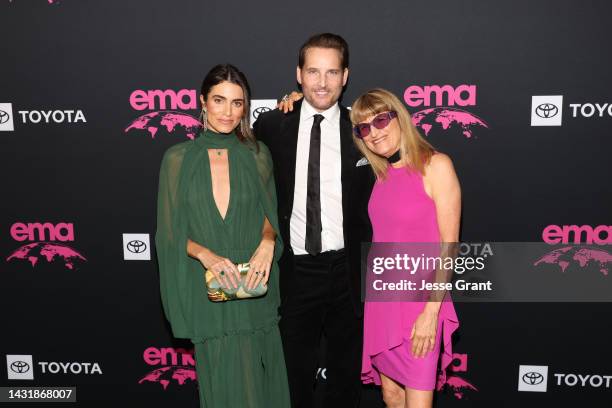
[298,33,349,69]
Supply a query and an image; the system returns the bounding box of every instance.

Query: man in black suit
[253,33,374,408]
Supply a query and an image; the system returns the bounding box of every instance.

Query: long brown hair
[350,88,434,180]
[200,64,256,146]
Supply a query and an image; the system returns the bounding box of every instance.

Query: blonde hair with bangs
[350,88,434,180]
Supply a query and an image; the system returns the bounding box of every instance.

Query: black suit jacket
[253,100,374,317]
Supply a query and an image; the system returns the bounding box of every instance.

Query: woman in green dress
[155,64,290,408]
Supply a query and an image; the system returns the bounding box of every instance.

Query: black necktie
[305,114,324,255]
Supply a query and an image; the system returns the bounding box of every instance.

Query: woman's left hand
[246,239,275,290]
[410,310,439,358]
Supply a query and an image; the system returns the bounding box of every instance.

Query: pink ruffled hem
[361,312,459,388]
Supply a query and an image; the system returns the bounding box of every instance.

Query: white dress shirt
[290,99,344,255]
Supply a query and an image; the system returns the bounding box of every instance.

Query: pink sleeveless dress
[361,164,459,390]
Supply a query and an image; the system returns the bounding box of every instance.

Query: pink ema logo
[436,353,478,399]
[125,89,201,140]
[535,225,611,276]
[6,222,86,270]
[404,85,489,139]
[139,347,197,390]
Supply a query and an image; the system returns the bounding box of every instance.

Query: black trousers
[279,249,362,408]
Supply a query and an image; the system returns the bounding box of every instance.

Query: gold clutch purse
[205,263,268,302]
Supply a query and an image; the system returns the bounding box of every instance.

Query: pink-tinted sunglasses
[353,111,398,139]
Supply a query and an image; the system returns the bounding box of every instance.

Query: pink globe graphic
[412,107,489,139]
[436,373,479,400]
[534,246,611,276]
[6,242,87,270]
[139,366,197,390]
[125,111,202,140]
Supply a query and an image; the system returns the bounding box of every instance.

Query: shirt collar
[301,98,340,123]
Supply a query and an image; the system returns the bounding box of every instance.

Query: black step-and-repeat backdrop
[1,1,611,407]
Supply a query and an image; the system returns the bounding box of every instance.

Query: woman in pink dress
[350,88,460,408]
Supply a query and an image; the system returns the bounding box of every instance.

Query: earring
[200,108,208,130]
[240,120,249,139]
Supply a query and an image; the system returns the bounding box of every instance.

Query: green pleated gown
[155,129,290,408]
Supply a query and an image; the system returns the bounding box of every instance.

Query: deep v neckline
[195,129,240,225]
[207,149,234,224]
